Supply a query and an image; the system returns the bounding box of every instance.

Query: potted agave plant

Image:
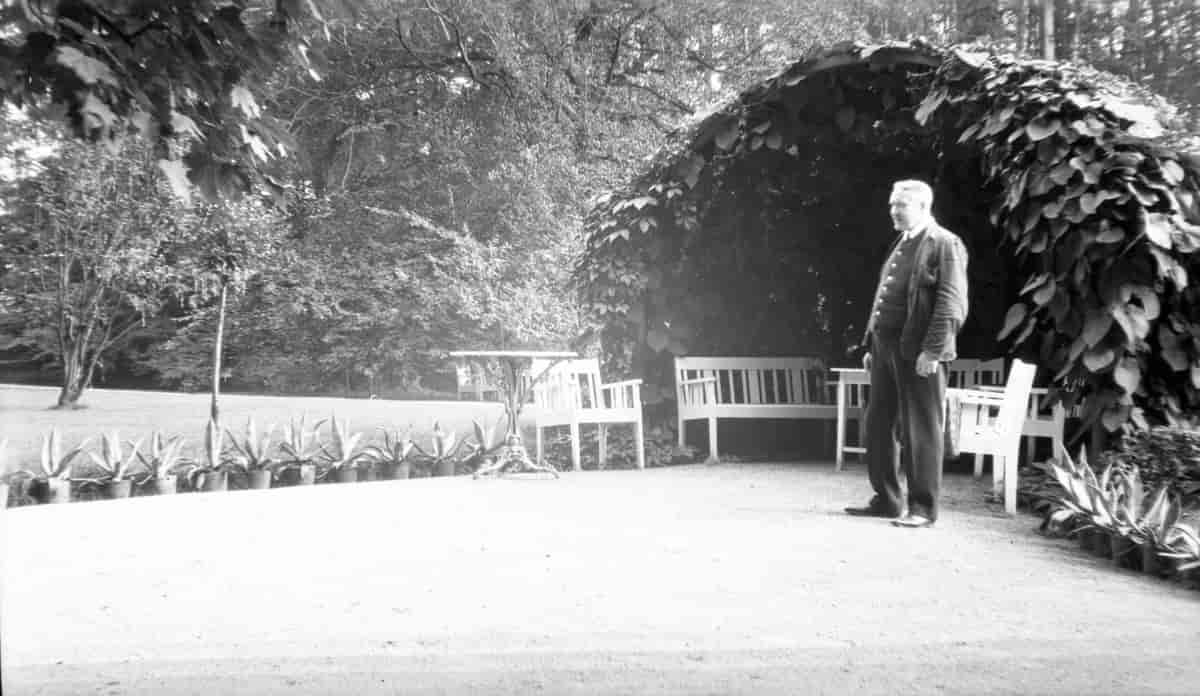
[22,429,89,504]
[278,415,324,486]
[80,431,145,500]
[227,418,277,490]
[362,428,415,480]
[318,413,364,483]
[411,421,467,478]
[183,419,232,492]
[1138,484,1183,577]
[136,432,187,495]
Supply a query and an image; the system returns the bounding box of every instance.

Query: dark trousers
[863,330,946,521]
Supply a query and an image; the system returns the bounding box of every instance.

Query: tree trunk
[210,281,228,425]
[1041,0,1056,59]
[1016,0,1028,55]
[56,351,87,408]
[1123,0,1144,76]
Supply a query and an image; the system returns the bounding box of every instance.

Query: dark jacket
[862,221,969,361]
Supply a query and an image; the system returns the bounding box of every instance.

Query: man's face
[889,194,927,232]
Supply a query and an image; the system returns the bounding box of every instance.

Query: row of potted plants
[1,414,510,507]
[1045,445,1200,585]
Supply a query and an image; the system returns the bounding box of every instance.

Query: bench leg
[597,424,608,470]
[835,384,846,471]
[974,453,985,479]
[569,420,582,472]
[706,415,719,464]
[535,424,544,467]
[634,419,645,470]
[677,414,685,448]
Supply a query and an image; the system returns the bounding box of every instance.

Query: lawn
[0,384,515,476]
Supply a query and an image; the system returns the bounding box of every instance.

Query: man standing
[844,180,969,528]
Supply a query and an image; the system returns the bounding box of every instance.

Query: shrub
[1100,427,1200,502]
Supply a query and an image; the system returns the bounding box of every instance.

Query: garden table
[448,350,578,478]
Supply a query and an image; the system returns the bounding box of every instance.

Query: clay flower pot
[246,470,272,490]
[1090,528,1112,557]
[359,463,378,482]
[31,478,72,504]
[282,464,316,486]
[1141,543,1168,578]
[149,475,178,496]
[104,479,133,500]
[334,467,358,484]
[1110,533,1139,569]
[200,471,228,492]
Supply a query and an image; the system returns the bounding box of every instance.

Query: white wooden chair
[455,362,502,401]
[533,358,645,471]
[675,356,835,464]
[946,359,1038,515]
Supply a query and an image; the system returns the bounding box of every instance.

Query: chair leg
[974,453,985,479]
[677,414,685,448]
[569,421,581,472]
[1024,436,1035,466]
[706,415,719,464]
[634,419,646,470]
[1004,450,1018,515]
[597,424,608,470]
[535,425,544,466]
[991,453,1001,497]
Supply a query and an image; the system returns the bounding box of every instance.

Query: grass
[0,383,515,476]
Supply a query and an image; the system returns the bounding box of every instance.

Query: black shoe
[844,505,901,518]
[891,514,935,528]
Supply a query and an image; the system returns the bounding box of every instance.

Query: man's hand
[915,352,939,377]
[862,352,872,371]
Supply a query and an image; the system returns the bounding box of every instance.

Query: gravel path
[3,462,1198,695]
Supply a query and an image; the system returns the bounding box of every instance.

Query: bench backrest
[675,356,828,407]
[532,358,603,411]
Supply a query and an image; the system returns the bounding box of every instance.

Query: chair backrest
[973,358,1006,387]
[532,358,602,411]
[995,359,1038,439]
[674,356,828,406]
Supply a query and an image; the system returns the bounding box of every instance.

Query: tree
[0,133,194,407]
[0,0,352,203]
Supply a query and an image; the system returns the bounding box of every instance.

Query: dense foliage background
[1,0,1197,408]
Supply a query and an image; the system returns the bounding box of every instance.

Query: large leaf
[1081,312,1113,347]
[1026,117,1061,141]
[713,119,739,151]
[997,304,1027,340]
[1142,212,1174,249]
[1113,358,1140,395]
[55,46,118,86]
[1082,346,1116,372]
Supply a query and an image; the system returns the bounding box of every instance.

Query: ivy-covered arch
[576,40,1200,436]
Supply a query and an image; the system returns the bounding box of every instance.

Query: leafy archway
[577,41,1200,436]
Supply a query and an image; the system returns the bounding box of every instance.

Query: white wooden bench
[675,356,835,464]
[533,358,645,471]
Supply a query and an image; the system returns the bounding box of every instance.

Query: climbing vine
[919,48,1200,431]
[577,41,1200,430]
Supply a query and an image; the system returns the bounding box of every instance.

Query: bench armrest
[601,378,643,389]
[949,388,1007,405]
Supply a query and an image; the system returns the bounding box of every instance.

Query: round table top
[447,350,579,359]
